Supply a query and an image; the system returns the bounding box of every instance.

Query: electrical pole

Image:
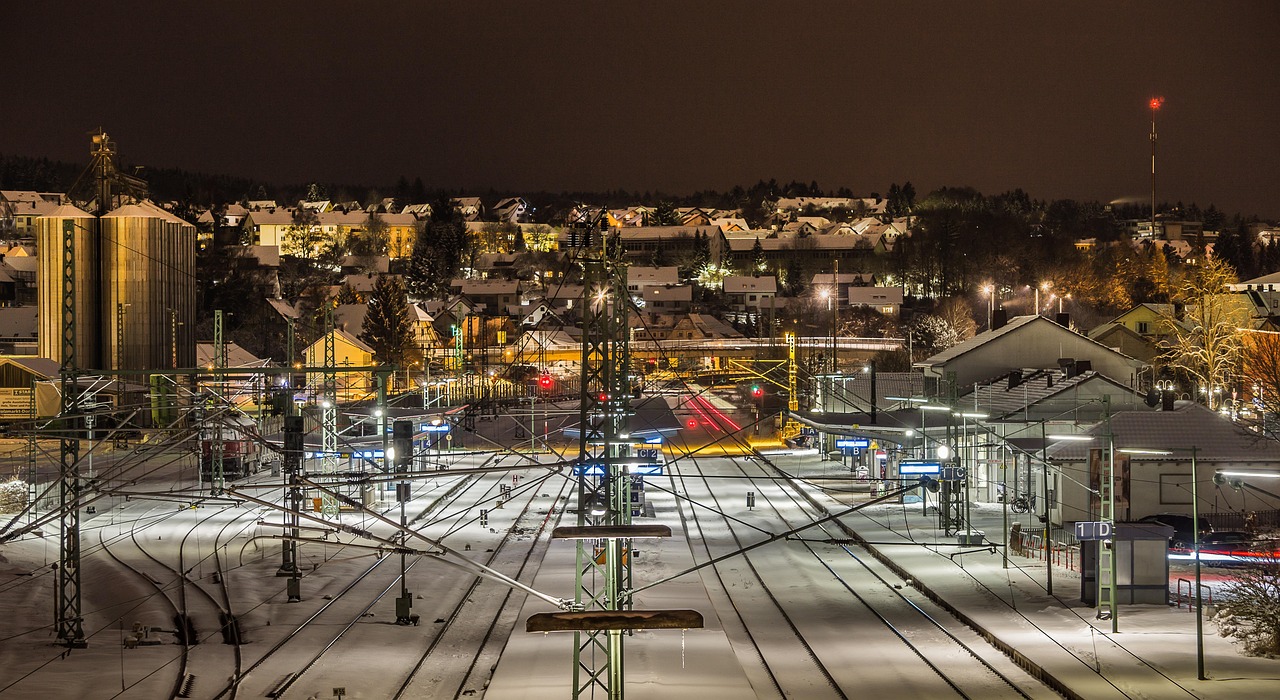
[572,218,633,698]
[278,415,304,601]
[56,218,86,647]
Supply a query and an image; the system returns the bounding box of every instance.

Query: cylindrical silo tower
[37,204,100,369]
[100,202,197,370]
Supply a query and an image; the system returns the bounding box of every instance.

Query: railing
[1175,578,1213,611]
[1009,524,1082,572]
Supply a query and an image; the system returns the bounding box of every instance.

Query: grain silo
[36,204,100,369]
[100,201,197,370]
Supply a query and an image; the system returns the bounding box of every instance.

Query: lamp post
[982,285,994,329]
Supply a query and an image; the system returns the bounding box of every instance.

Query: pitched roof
[723,275,777,294]
[963,368,1135,420]
[195,341,268,368]
[1047,403,1280,463]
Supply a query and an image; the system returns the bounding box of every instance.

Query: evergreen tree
[335,283,361,305]
[751,236,766,274]
[693,230,712,271]
[407,193,469,299]
[360,275,418,369]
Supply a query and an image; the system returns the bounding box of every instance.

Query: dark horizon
[6,2,1278,218]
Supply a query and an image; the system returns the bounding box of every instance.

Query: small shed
[1080,522,1175,606]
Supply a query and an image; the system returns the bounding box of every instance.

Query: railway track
[222,454,566,699]
[97,503,252,700]
[672,453,1055,699]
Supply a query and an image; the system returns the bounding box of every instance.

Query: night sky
[7,1,1278,216]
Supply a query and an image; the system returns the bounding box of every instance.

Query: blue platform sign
[420,423,451,433]
[836,438,871,449]
[899,460,942,475]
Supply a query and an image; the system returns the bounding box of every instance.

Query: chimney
[1058,357,1076,378]
[1075,360,1092,374]
[1055,312,1071,328]
[1162,390,1175,411]
[1007,370,1023,390]
[991,308,1008,330]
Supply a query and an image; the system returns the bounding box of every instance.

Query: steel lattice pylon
[57,219,87,647]
[321,307,338,516]
[572,224,633,699]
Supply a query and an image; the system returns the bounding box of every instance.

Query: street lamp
[1121,445,1204,680]
[982,285,994,329]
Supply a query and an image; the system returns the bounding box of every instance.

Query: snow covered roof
[1047,403,1280,463]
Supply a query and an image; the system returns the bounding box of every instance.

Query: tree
[347,211,389,268]
[407,193,469,299]
[282,207,326,259]
[1213,561,1280,656]
[935,296,978,342]
[335,283,361,305]
[1159,257,1249,408]
[908,314,962,356]
[647,201,680,226]
[751,236,766,274]
[360,275,419,373]
[1241,330,1280,437]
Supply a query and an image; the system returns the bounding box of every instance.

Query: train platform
[790,469,1280,699]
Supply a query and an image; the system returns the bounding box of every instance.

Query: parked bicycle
[1010,493,1036,514]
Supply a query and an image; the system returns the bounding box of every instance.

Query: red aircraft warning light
[1149,96,1164,111]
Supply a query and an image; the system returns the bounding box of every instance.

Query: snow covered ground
[3,447,1278,699]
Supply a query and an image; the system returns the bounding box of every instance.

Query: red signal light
[538,374,553,389]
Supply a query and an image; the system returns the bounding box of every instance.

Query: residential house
[0,306,38,354]
[915,314,1146,393]
[722,275,777,321]
[540,283,585,318]
[1,253,37,305]
[627,266,680,295]
[1230,271,1280,319]
[810,272,880,305]
[846,286,903,317]
[453,197,484,221]
[0,191,63,236]
[382,213,418,258]
[641,284,693,322]
[493,197,530,224]
[303,329,375,401]
[242,208,296,248]
[453,279,522,316]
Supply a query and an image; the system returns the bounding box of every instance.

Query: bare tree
[1159,257,1249,409]
[1213,560,1280,656]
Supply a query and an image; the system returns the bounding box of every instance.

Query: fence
[1008,523,1082,572]
[1205,509,1280,532]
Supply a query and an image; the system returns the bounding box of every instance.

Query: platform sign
[1074,521,1113,541]
[637,448,662,461]
[420,423,451,433]
[899,460,942,475]
[836,438,871,449]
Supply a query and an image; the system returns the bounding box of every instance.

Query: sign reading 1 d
[1074,521,1113,541]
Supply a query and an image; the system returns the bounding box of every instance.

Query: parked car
[1198,531,1255,552]
[1136,513,1213,549]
